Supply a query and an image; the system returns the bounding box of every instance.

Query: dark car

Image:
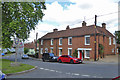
[42,53,58,62]
[58,55,82,64]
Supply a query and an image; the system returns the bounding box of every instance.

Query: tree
[114,31,120,44]
[2,2,46,48]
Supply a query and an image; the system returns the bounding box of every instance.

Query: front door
[78,50,82,60]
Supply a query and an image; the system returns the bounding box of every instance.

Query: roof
[40,25,115,40]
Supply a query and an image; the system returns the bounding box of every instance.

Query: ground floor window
[45,48,48,53]
[41,48,43,54]
[59,49,62,56]
[68,48,72,56]
[117,49,118,53]
[85,50,90,58]
[50,47,53,53]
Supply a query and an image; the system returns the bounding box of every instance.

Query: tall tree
[2,2,46,48]
[115,31,120,44]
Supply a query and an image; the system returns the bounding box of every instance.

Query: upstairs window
[51,39,53,45]
[109,37,111,45]
[113,38,115,44]
[59,38,63,45]
[41,40,43,45]
[68,37,72,45]
[85,35,90,45]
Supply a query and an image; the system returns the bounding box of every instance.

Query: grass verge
[0,59,34,74]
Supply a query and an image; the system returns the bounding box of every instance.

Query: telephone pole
[94,15,97,61]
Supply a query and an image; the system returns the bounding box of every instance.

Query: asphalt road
[2,54,118,78]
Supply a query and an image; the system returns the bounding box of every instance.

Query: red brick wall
[39,35,116,59]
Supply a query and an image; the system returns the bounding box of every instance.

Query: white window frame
[59,38,63,45]
[41,40,43,45]
[41,48,43,54]
[68,37,72,45]
[112,48,114,53]
[85,35,90,45]
[85,50,90,58]
[51,39,53,45]
[117,49,118,53]
[50,47,53,53]
[109,37,111,45]
[59,47,62,56]
[113,38,115,44]
[45,48,48,53]
[68,48,72,56]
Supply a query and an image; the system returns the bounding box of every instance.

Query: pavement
[29,54,119,64]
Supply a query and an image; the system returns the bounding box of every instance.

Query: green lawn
[0,59,34,74]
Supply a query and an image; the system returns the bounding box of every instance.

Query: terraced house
[38,21,117,60]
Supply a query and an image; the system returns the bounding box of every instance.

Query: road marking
[66,72,71,75]
[72,73,80,76]
[44,69,50,71]
[40,68,44,69]
[49,70,55,72]
[82,75,90,77]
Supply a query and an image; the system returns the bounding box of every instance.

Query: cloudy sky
[26,0,119,43]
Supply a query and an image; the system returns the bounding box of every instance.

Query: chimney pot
[102,23,106,29]
[53,28,58,32]
[82,21,87,27]
[66,25,70,30]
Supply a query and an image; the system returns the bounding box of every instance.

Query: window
[85,50,90,58]
[59,38,63,45]
[41,48,43,54]
[51,39,53,45]
[68,48,72,56]
[41,40,43,45]
[117,49,118,53]
[113,38,115,44]
[85,35,90,45]
[45,48,48,53]
[112,48,114,53]
[50,47,53,53]
[109,37,111,45]
[68,37,72,45]
[59,48,62,56]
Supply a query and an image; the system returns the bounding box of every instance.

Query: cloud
[26,0,118,42]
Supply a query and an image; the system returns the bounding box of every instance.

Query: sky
[25,0,119,43]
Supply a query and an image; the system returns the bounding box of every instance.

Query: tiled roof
[40,25,115,40]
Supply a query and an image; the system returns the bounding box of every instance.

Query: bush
[73,49,78,58]
[24,48,29,54]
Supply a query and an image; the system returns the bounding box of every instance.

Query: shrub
[24,48,29,54]
[73,49,78,58]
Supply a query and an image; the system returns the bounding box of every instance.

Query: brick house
[38,21,117,60]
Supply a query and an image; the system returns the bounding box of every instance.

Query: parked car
[0,71,6,80]
[42,53,58,62]
[58,55,82,64]
[1,53,5,56]
[22,54,29,59]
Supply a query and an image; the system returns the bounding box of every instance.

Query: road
[2,54,118,78]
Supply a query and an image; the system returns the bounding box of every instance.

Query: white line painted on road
[72,73,80,76]
[44,69,50,71]
[66,72,71,75]
[82,75,90,77]
[49,70,55,72]
[40,68,44,69]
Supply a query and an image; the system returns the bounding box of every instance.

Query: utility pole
[94,15,97,61]
[35,32,38,58]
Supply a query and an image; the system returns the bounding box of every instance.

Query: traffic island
[0,59,37,75]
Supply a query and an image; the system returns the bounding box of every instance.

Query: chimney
[102,23,106,29]
[53,28,58,32]
[82,21,87,27]
[66,25,70,30]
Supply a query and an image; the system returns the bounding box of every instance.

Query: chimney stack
[53,28,58,32]
[82,21,87,27]
[102,23,106,29]
[66,25,70,30]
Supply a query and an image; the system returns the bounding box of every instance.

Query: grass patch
[0,59,34,74]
